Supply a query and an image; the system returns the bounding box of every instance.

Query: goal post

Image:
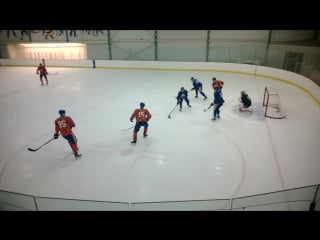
[262,87,286,119]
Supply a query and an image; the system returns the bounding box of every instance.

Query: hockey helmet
[140,102,145,108]
[58,109,66,115]
[212,77,216,81]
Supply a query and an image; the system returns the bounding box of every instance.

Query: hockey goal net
[262,87,286,119]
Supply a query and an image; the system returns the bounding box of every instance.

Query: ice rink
[0,65,319,204]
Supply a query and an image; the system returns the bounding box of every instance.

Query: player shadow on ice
[47,153,77,171]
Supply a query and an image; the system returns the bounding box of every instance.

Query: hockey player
[190,77,208,100]
[36,59,48,85]
[176,87,191,111]
[212,77,224,90]
[210,88,224,120]
[54,109,81,158]
[239,90,252,112]
[130,102,152,144]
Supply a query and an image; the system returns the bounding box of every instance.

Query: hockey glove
[130,119,133,122]
[54,133,59,139]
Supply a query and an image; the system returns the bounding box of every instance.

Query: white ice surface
[0,66,319,203]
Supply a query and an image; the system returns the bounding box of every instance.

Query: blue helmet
[140,102,145,108]
[58,109,65,115]
[181,87,184,91]
[191,77,195,81]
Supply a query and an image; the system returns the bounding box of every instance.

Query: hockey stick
[27,138,54,152]
[48,72,59,75]
[122,126,135,131]
[204,105,213,112]
[168,104,178,118]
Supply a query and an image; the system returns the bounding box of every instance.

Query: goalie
[239,90,252,112]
